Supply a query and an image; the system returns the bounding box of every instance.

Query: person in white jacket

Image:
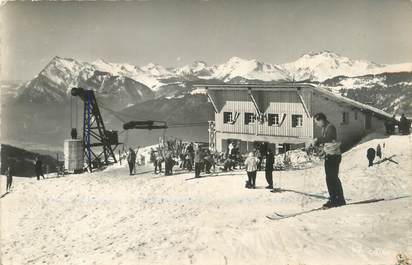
[244,152,260,189]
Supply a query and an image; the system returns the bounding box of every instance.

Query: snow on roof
[313,85,393,119]
[195,83,393,120]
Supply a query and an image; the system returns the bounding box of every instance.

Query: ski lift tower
[71,87,119,171]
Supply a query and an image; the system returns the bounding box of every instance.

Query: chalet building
[195,83,393,154]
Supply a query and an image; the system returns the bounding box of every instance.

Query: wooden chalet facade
[196,83,393,154]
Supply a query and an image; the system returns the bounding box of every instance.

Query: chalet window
[342,112,349,125]
[292,114,303,127]
[244,113,255,125]
[354,111,358,120]
[268,114,280,126]
[223,112,233,124]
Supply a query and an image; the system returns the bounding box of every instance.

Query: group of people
[150,147,178,175]
[220,142,242,172]
[367,143,383,167]
[148,142,219,178]
[192,148,217,178]
[244,149,275,189]
[243,113,346,209]
[385,113,411,135]
[127,111,406,209]
[399,114,411,135]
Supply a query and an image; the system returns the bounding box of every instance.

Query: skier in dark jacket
[265,149,274,189]
[5,166,13,192]
[127,148,137,175]
[34,157,45,180]
[186,143,194,172]
[164,151,175,176]
[203,150,213,174]
[194,148,205,178]
[367,148,376,167]
[154,151,163,174]
[314,113,346,208]
[399,114,410,135]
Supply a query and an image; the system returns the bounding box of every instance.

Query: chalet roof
[194,83,393,120]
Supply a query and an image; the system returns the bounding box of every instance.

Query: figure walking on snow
[366,148,376,167]
[5,166,13,192]
[127,148,137,175]
[34,157,45,180]
[313,113,346,208]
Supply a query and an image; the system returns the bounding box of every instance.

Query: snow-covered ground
[0,134,411,265]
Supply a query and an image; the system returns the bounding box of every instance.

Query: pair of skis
[266,196,408,220]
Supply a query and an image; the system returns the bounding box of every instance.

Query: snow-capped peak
[141,63,172,77]
[88,60,167,89]
[43,56,82,73]
[283,51,387,81]
[212,56,290,82]
[175,61,211,76]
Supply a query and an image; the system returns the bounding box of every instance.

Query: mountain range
[10,51,412,105]
[1,51,411,150]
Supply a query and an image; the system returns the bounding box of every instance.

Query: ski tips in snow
[266,196,410,221]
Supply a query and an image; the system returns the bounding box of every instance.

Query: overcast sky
[1,0,412,81]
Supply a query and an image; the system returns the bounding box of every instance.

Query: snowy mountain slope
[283,51,412,81]
[1,133,410,265]
[323,71,412,114]
[91,60,166,90]
[174,61,213,78]
[16,57,155,105]
[211,56,291,82]
[9,51,412,131]
[13,52,412,105]
[17,57,83,102]
[141,63,173,78]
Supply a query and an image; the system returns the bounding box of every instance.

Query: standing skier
[366,148,376,167]
[127,148,136,175]
[34,157,45,180]
[265,149,274,189]
[313,113,346,208]
[5,166,13,192]
[194,148,205,178]
[399,114,410,135]
[186,143,194,172]
[154,151,163,174]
